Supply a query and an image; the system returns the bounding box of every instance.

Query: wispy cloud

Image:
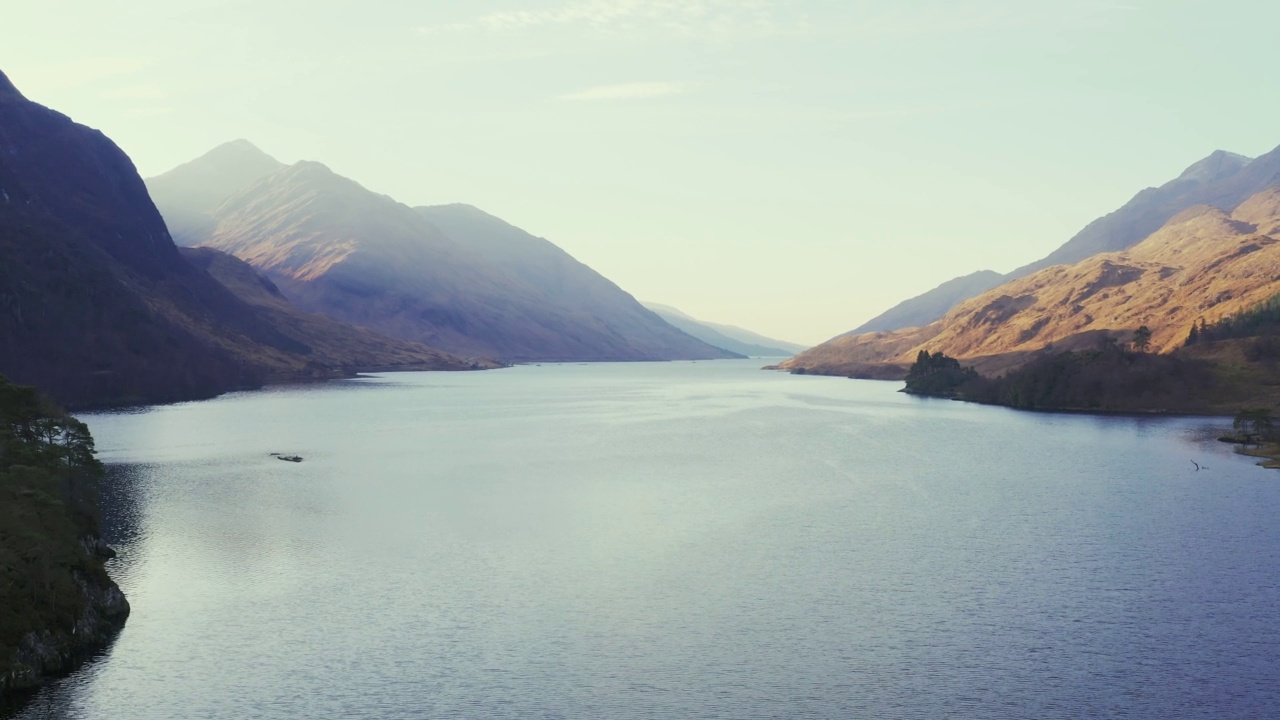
[415,1,1132,46]
[560,82,690,101]
[417,0,786,40]
[838,1,1139,39]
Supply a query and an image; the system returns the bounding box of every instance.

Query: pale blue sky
[5,1,1280,344]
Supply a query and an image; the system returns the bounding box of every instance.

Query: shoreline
[64,359,505,413]
[1237,443,1280,469]
[0,536,130,703]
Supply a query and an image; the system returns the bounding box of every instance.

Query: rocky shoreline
[0,536,130,699]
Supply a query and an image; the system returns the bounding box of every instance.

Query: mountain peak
[146,139,288,234]
[1177,149,1252,184]
[199,138,280,166]
[287,159,335,175]
[0,68,26,101]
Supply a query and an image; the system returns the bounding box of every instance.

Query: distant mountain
[180,246,486,374]
[148,145,738,363]
[146,139,284,243]
[847,271,1006,335]
[641,303,806,357]
[1009,149,1260,276]
[0,70,481,408]
[782,188,1280,377]
[851,147,1280,336]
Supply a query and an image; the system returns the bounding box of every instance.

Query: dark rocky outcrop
[2,551,130,695]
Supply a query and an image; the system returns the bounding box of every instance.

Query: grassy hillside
[784,188,1280,378]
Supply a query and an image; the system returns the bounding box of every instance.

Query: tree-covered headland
[1,375,128,696]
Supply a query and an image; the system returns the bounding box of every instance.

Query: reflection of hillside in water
[97,465,148,579]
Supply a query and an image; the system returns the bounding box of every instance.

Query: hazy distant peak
[1176,149,1252,184]
[178,139,283,172]
[147,138,285,205]
[0,69,24,100]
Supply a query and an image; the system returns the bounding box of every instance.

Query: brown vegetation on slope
[849,147,1278,336]
[783,188,1280,378]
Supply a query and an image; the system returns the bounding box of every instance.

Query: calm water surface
[9,360,1279,719]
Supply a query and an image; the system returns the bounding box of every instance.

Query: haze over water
[10,361,1279,719]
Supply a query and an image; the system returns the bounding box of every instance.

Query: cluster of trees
[903,350,979,397]
[1185,292,1280,348]
[1233,409,1276,446]
[966,348,1217,411]
[1,375,109,676]
[903,345,1221,412]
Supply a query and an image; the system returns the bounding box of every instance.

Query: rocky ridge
[782,188,1280,377]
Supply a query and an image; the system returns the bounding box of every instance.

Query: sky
[4,1,1280,345]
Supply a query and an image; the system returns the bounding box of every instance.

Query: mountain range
[147,143,739,363]
[0,70,484,408]
[783,188,1280,377]
[642,303,806,357]
[850,147,1280,337]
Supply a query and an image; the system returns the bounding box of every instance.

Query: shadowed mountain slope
[782,188,1280,377]
[641,302,806,357]
[181,247,493,373]
[0,71,479,408]
[150,148,737,362]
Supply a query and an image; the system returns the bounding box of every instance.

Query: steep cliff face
[0,70,481,408]
[783,188,1280,377]
[2,545,130,695]
[148,146,737,362]
[0,69,257,406]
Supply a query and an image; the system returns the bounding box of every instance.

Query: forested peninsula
[0,376,128,698]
